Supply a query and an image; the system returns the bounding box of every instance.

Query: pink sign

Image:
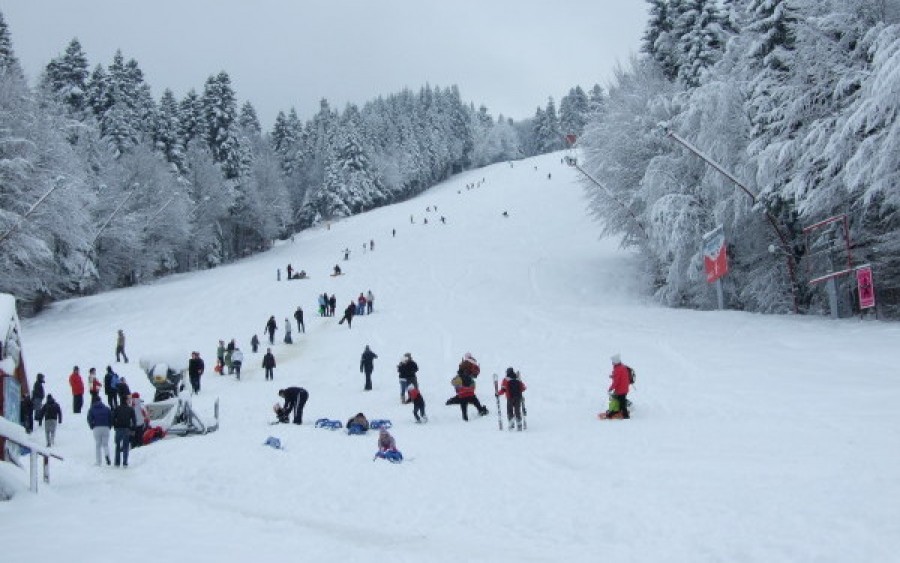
[857,266,875,309]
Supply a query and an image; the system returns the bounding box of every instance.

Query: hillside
[3,151,900,563]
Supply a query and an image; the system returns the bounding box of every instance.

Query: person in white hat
[607,353,631,419]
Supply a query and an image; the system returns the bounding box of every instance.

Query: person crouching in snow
[607,353,631,419]
[408,382,427,423]
[278,387,308,425]
[445,370,488,421]
[497,367,527,430]
[374,428,402,462]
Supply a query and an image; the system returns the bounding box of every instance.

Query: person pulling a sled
[497,367,527,430]
[605,353,632,419]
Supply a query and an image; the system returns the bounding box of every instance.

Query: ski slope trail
[5,152,900,563]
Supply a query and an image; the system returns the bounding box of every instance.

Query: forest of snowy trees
[6,2,897,319]
[579,0,900,317]
[0,12,599,313]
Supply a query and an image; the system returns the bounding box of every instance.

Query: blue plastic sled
[369,419,392,430]
[315,418,343,430]
[263,436,283,450]
[374,449,403,463]
[347,424,368,435]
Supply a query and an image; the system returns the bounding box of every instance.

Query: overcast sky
[2,0,647,130]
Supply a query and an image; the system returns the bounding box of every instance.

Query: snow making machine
[139,355,219,437]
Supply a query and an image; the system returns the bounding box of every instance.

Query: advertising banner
[857,265,875,309]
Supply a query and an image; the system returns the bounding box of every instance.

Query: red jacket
[609,364,630,395]
[408,387,422,401]
[452,375,476,398]
[69,372,84,395]
[498,378,527,397]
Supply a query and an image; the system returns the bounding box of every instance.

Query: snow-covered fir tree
[154,89,184,171]
[40,38,90,117]
[675,0,726,87]
[202,71,244,179]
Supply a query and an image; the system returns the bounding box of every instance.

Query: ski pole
[492,373,503,430]
[521,396,527,430]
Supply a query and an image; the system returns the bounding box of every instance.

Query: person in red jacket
[497,367,527,430]
[607,353,631,419]
[69,366,85,414]
[445,370,489,421]
[87,367,102,400]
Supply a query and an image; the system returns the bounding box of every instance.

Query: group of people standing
[22,346,152,468]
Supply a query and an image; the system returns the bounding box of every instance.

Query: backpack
[627,367,636,385]
[110,373,120,390]
[506,379,523,400]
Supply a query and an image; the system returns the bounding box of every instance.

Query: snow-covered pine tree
[154,89,184,171]
[202,71,244,179]
[238,101,261,136]
[675,0,726,87]
[0,11,19,73]
[40,38,90,117]
[178,89,206,148]
[559,86,590,138]
[588,84,607,118]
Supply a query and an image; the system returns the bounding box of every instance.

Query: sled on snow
[314,418,343,430]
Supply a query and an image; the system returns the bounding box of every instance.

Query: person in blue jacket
[87,396,112,466]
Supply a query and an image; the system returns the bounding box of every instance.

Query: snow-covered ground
[3,151,900,562]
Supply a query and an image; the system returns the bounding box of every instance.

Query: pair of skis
[492,373,527,431]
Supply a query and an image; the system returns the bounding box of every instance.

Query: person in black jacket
[265,316,277,344]
[360,345,378,391]
[397,353,419,404]
[112,398,137,467]
[117,376,131,405]
[42,394,62,446]
[338,301,355,328]
[294,306,305,334]
[31,373,46,426]
[262,348,276,380]
[20,394,34,434]
[104,366,119,409]
[188,351,205,394]
[278,387,308,424]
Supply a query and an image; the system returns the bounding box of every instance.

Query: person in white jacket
[232,347,244,380]
[130,392,149,448]
[283,318,293,344]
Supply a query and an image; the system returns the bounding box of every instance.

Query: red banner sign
[856,265,875,309]
[702,226,728,283]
